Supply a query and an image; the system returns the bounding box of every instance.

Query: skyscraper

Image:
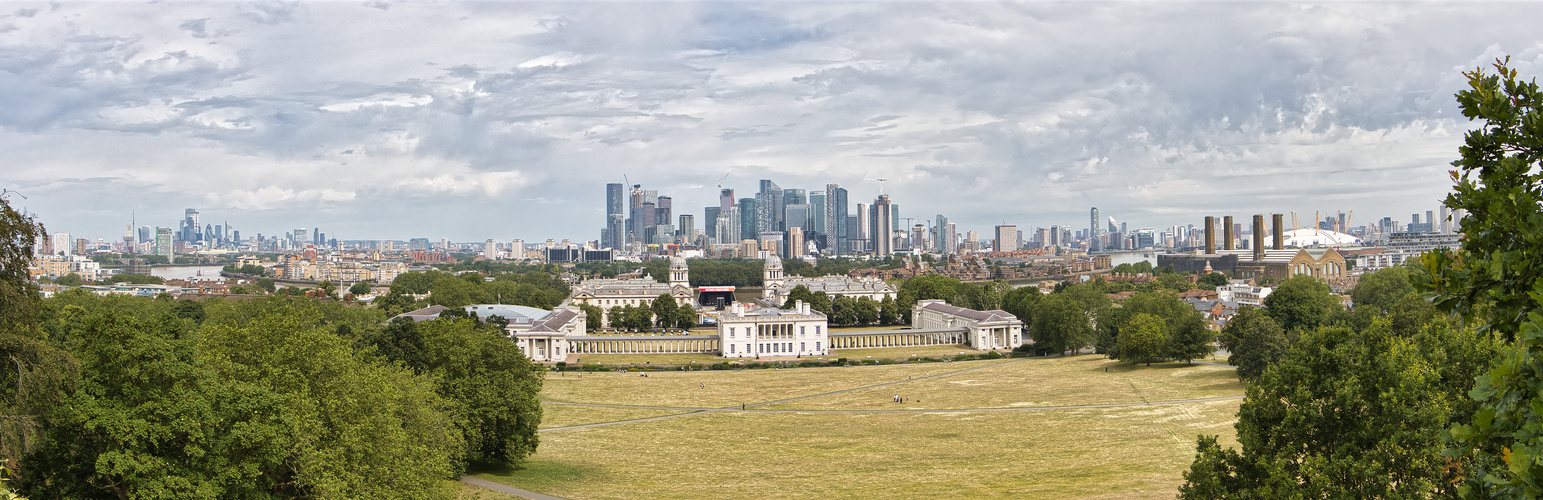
[809,191,827,236]
[155,227,173,263]
[934,214,950,254]
[854,203,869,252]
[704,206,721,239]
[604,183,625,250]
[826,184,848,256]
[739,197,757,243]
[995,225,1018,252]
[872,195,893,256]
[757,179,783,234]
[1089,207,1101,251]
[678,214,695,243]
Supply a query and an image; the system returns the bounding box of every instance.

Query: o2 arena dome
[1280,228,1361,247]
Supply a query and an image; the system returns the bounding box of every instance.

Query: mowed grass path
[489,355,1244,499]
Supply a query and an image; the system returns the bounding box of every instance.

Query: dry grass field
[481,354,1245,499]
[830,344,991,359]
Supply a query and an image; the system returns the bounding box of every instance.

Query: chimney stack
[1272,214,1284,250]
[1204,216,1215,254]
[1252,214,1265,262]
[1223,216,1235,250]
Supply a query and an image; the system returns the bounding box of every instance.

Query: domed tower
[762,255,785,299]
[669,256,690,290]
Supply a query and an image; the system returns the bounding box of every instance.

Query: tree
[53,273,82,287]
[413,318,543,468]
[781,285,815,309]
[650,293,678,330]
[1350,267,1414,313]
[607,306,626,330]
[1029,294,1093,355]
[1118,313,1168,366]
[999,286,1041,327]
[1423,58,1543,496]
[348,282,372,296]
[0,191,79,475]
[877,295,899,325]
[1197,272,1228,290]
[853,297,879,326]
[1217,307,1288,380]
[896,275,962,308]
[1180,320,1496,498]
[1261,274,1338,333]
[255,278,275,294]
[577,303,603,332]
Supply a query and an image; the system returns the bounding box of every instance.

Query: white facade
[717,301,829,358]
[1216,281,1272,307]
[509,306,586,363]
[570,256,694,324]
[911,300,1023,350]
[761,253,897,305]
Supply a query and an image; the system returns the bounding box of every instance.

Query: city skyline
[6,2,1542,241]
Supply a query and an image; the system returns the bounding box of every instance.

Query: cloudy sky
[4,1,1541,243]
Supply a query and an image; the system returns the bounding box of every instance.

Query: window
[730,344,735,353]
[800,326,806,336]
[800,342,805,352]
[815,342,821,351]
[816,325,822,335]
[729,327,735,338]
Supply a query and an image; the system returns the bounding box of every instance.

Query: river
[151,265,225,281]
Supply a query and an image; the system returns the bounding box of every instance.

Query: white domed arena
[1280,228,1362,247]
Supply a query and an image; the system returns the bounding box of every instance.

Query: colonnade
[570,337,720,355]
[827,329,966,350]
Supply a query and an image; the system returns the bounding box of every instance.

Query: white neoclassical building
[717,300,829,358]
[570,256,695,324]
[508,306,587,363]
[911,299,1023,350]
[761,256,897,305]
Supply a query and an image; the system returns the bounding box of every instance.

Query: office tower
[704,206,721,239]
[137,226,151,244]
[783,188,806,206]
[738,198,757,243]
[155,227,173,263]
[678,214,695,240]
[854,203,869,252]
[716,206,741,245]
[1439,206,1452,234]
[757,179,783,234]
[933,215,948,253]
[719,188,735,211]
[49,233,71,257]
[656,196,672,231]
[629,185,646,245]
[1089,207,1101,251]
[872,195,893,256]
[891,204,901,233]
[938,222,950,254]
[966,230,979,252]
[788,227,804,258]
[995,225,1017,252]
[809,191,827,236]
[1036,227,1051,249]
[911,224,927,251]
[826,184,847,256]
[604,183,626,250]
[846,215,860,253]
[784,204,810,232]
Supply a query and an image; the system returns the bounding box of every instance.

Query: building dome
[1280,228,1361,247]
[764,254,782,269]
[670,256,688,269]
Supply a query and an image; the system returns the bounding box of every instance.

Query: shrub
[953,354,974,362]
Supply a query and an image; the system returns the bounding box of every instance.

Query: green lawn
[764,355,1243,410]
[481,400,1241,499]
[539,359,1017,408]
[539,402,695,429]
[481,355,1245,499]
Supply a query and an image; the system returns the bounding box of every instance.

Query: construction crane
[717,173,730,190]
[865,178,888,195]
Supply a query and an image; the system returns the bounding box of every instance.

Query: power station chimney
[1252,214,1265,262]
[1204,216,1215,254]
[1272,213,1284,250]
[1223,215,1235,251]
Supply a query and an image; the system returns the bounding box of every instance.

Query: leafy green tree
[1197,272,1228,290]
[1422,58,1543,496]
[1180,320,1497,498]
[255,278,275,294]
[896,275,962,308]
[878,295,902,325]
[577,303,603,332]
[348,282,372,296]
[999,286,1041,327]
[105,273,164,285]
[627,304,655,330]
[1261,274,1339,334]
[1029,294,1093,355]
[53,273,82,287]
[414,318,543,468]
[829,295,857,326]
[607,306,626,330]
[1118,313,1168,366]
[1350,267,1414,313]
[650,293,678,329]
[781,285,815,309]
[429,275,488,308]
[854,297,879,326]
[1218,307,1288,380]
[0,192,79,475]
[808,291,832,317]
[1388,291,1438,338]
